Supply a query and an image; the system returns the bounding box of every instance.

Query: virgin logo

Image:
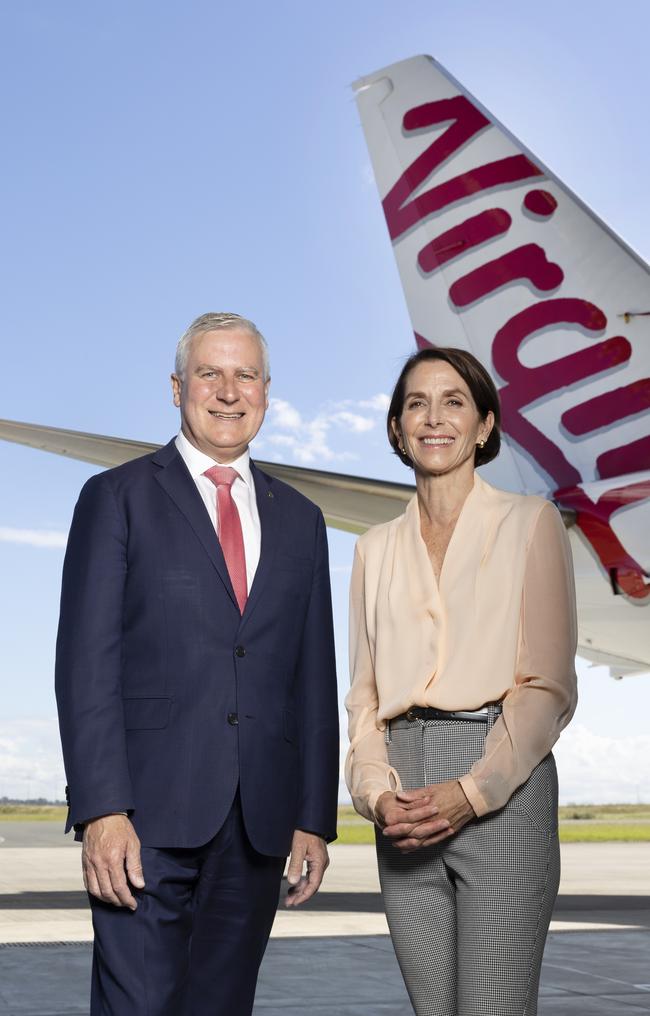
[383,95,650,599]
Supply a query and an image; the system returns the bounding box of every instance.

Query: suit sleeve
[459,501,578,816]
[294,510,339,842]
[55,474,134,831]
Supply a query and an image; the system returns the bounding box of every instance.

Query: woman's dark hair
[387,346,501,469]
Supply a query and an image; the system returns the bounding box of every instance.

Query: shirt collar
[175,430,254,490]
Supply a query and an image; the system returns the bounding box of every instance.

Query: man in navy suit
[55,312,339,1015]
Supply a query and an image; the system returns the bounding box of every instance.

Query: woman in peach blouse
[345,347,577,1016]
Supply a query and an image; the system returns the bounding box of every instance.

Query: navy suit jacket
[55,439,339,855]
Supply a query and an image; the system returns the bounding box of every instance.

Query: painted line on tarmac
[544,962,641,988]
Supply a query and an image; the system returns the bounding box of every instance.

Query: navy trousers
[89,794,285,1015]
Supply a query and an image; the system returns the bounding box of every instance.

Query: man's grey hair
[174,312,270,381]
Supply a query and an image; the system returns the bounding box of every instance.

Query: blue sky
[1,0,649,803]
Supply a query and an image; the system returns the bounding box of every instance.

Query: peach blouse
[345,473,578,822]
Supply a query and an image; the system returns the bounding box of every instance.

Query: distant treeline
[0,796,66,806]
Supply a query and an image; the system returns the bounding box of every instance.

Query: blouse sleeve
[345,541,403,822]
[459,501,578,817]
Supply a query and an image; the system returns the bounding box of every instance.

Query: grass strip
[559,823,650,842]
[3,804,650,843]
[0,806,67,821]
[335,822,650,845]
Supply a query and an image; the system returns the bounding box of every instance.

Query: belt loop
[487,702,498,730]
[385,718,392,744]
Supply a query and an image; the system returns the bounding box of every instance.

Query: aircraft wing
[0,421,640,675]
[353,55,650,673]
[0,418,414,534]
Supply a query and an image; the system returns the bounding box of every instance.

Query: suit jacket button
[228,712,239,726]
[234,646,246,658]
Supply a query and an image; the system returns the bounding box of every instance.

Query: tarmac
[0,822,648,1015]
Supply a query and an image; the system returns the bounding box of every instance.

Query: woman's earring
[478,440,485,449]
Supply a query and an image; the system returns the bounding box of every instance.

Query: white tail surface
[354,56,650,635]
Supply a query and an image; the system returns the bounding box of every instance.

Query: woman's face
[392,359,493,479]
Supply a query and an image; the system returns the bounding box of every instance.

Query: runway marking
[544,962,642,989]
[550,921,644,932]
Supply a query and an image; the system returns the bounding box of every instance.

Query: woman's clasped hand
[375,780,476,851]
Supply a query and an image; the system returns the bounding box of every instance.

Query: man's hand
[381,780,475,852]
[285,830,329,907]
[82,814,145,910]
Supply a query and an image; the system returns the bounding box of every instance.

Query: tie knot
[204,465,239,489]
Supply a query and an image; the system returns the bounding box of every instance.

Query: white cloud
[259,393,390,466]
[0,718,66,801]
[555,723,650,804]
[332,411,375,434]
[0,527,68,549]
[359,393,390,412]
[265,402,342,464]
[268,398,302,430]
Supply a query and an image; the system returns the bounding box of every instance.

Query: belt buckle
[405,708,418,722]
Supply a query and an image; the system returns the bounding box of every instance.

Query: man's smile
[208,410,245,419]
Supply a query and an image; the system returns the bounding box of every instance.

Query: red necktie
[204,466,248,614]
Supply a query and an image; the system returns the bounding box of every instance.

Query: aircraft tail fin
[354,55,650,600]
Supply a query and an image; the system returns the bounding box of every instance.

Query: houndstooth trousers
[375,713,560,1016]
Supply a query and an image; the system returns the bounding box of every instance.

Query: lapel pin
[267,490,274,499]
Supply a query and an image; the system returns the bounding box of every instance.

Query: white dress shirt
[175,430,261,592]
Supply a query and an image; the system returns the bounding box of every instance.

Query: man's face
[171,328,270,463]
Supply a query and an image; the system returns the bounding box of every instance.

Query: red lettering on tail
[556,481,650,599]
[493,299,629,488]
[597,436,650,480]
[383,96,542,241]
[450,244,564,308]
[562,379,650,435]
[418,208,511,274]
[523,189,557,217]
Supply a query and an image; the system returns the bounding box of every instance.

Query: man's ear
[171,373,182,408]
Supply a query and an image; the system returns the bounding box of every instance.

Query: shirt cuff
[368,773,403,824]
[458,773,489,818]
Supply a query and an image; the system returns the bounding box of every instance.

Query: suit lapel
[152,440,239,611]
[241,461,280,625]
